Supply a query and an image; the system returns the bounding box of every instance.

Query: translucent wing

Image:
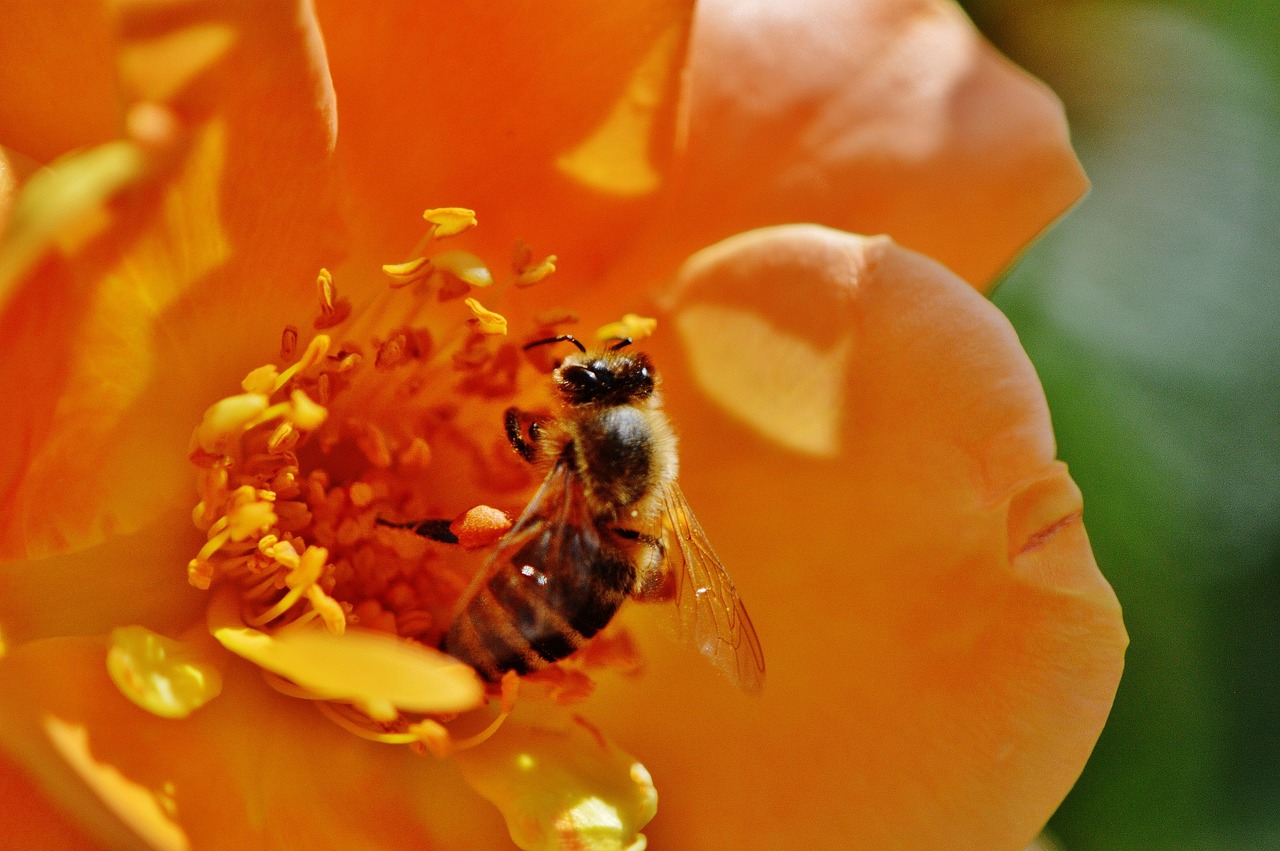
[658,483,765,692]
[446,457,603,678]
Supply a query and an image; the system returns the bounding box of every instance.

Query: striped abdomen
[443,522,637,681]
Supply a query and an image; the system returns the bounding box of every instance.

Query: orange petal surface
[629,0,1087,290]
[0,0,121,162]
[314,0,694,287]
[0,0,343,559]
[586,225,1125,847]
[0,637,511,849]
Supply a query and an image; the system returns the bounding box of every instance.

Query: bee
[442,335,764,692]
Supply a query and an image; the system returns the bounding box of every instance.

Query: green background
[958,1,1280,848]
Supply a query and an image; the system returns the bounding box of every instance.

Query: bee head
[555,351,656,407]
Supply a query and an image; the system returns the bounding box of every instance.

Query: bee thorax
[574,406,661,512]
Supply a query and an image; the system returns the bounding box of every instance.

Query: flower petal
[630,0,1087,290]
[209,594,485,717]
[456,710,657,851]
[0,508,203,652]
[0,0,344,559]
[0,0,121,162]
[313,0,694,286]
[590,225,1126,847]
[0,749,100,850]
[0,636,510,848]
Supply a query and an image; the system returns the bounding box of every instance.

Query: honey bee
[442,335,765,692]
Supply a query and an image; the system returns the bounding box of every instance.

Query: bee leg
[612,527,673,601]
[375,517,459,544]
[611,527,660,547]
[504,406,544,463]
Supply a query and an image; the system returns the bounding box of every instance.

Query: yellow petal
[209,595,484,716]
[106,626,222,719]
[457,712,657,851]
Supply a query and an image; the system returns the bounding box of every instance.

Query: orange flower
[0,0,1125,849]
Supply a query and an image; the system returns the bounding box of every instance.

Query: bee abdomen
[444,551,633,681]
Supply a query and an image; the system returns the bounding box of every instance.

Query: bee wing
[454,455,589,608]
[659,483,765,693]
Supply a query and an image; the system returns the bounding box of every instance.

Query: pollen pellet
[449,505,513,549]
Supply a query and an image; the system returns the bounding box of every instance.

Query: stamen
[281,325,299,359]
[433,250,494,289]
[596,313,657,343]
[316,701,419,745]
[512,242,557,288]
[314,268,352,329]
[382,256,433,288]
[192,395,270,456]
[184,205,653,751]
[465,298,508,335]
[422,207,478,238]
[273,334,331,392]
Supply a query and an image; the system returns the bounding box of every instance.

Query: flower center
[180,208,647,747]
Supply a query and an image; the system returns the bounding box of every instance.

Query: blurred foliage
[958,1,1280,848]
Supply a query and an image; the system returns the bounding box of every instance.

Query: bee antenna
[608,337,634,351]
[524,334,586,353]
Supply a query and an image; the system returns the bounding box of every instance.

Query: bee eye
[562,365,599,388]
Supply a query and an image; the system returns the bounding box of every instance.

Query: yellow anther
[409,719,453,758]
[382,256,432,287]
[288,389,328,431]
[422,207,477,238]
[514,254,557,287]
[286,546,326,589]
[266,421,298,453]
[511,240,556,287]
[315,269,351,329]
[247,545,328,628]
[306,586,347,635]
[433,250,494,288]
[193,394,269,454]
[187,558,215,590]
[242,365,280,395]
[273,334,331,392]
[464,297,508,335]
[262,537,301,569]
[317,268,337,310]
[225,489,277,541]
[281,325,299,359]
[596,313,657,343]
